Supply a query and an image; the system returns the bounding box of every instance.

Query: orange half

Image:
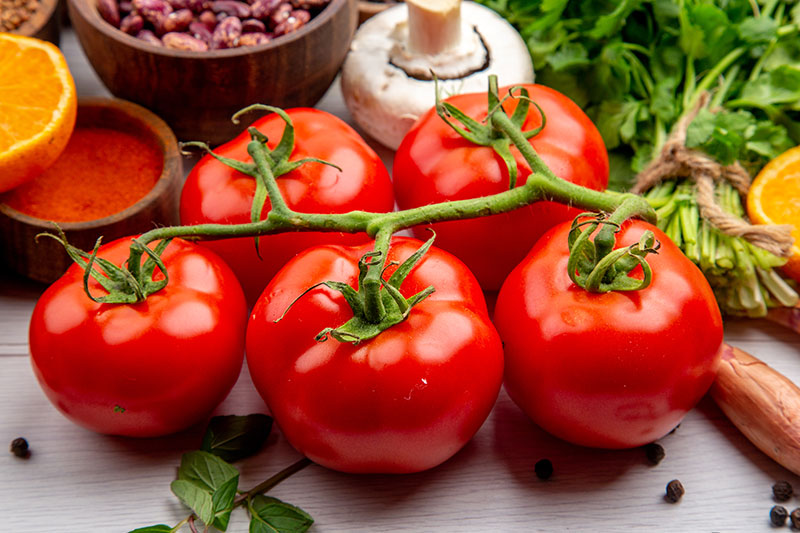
[747,146,800,283]
[0,33,77,193]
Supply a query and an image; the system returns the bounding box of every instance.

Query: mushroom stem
[406,0,462,55]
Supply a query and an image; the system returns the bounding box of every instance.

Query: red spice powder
[1,127,163,222]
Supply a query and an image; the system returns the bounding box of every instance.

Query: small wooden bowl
[10,0,61,45]
[67,0,358,145]
[0,98,182,284]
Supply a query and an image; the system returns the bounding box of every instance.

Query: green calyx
[278,236,436,345]
[436,75,545,189]
[567,213,660,293]
[38,226,170,304]
[182,104,340,257]
[38,77,662,342]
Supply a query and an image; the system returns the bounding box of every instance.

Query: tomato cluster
[28,93,723,473]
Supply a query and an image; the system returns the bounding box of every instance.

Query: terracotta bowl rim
[0,97,182,232]
[67,0,350,58]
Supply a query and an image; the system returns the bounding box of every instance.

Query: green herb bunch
[477,0,800,316]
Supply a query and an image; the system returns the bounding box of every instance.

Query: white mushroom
[341,0,534,150]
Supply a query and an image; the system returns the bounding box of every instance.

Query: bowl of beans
[0,98,183,283]
[66,0,357,144]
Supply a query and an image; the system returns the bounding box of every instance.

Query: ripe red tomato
[180,108,395,305]
[493,220,723,449]
[246,237,504,473]
[393,84,609,291]
[28,237,247,437]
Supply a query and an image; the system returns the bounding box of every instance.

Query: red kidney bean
[241,18,265,33]
[132,0,173,28]
[274,8,308,35]
[135,29,163,45]
[211,0,250,18]
[120,13,144,34]
[189,20,214,42]
[163,31,210,50]
[249,0,280,19]
[97,0,121,26]
[197,9,216,29]
[238,31,270,46]
[97,0,328,50]
[161,8,193,32]
[212,15,242,48]
[268,2,291,27]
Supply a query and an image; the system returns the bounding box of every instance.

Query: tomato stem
[53,76,663,315]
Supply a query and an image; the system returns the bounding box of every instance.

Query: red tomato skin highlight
[246,238,504,473]
[29,237,248,437]
[180,108,395,306]
[494,220,723,449]
[393,85,609,290]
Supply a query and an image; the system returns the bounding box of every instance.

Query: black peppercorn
[9,437,29,458]
[770,505,788,526]
[664,479,684,503]
[644,443,665,465]
[773,480,794,501]
[534,459,553,480]
[790,508,800,529]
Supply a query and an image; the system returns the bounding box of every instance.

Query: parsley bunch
[478,0,800,316]
[477,0,800,190]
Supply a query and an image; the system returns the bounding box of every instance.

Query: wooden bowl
[67,0,358,145]
[0,98,182,284]
[9,0,61,45]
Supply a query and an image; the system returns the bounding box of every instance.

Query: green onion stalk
[642,180,797,317]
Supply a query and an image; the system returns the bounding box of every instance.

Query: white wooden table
[3,28,800,533]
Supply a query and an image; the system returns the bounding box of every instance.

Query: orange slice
[0,34,77,193]
[747,146,800,283]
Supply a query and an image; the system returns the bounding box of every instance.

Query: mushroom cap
[341,1,534,150]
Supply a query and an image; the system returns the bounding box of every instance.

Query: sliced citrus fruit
[0,33,77,193]
[747,146,800,283]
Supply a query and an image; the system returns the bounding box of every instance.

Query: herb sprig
[476,0,800,191]
[477,0,800,316]
[130,415,313,533]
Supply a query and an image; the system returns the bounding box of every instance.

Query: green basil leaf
[128,526,172,533]
[212,474,239,514]
[201,414,274,462]
[214,510,233,532]
[177,450,240,494]
[170,479,215,526]
[249,495,314,533]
